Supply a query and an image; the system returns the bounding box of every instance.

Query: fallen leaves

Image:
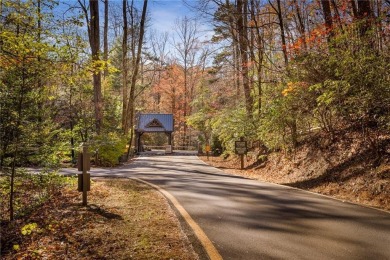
[1,179,198,259]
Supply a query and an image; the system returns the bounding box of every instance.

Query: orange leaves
[153,64,185,98]
[243,60,255,69]
[289,37,306,52]
[247,20,256,27]
[282,82,294,96]
[282,81,309,96]
[288,26,329,55]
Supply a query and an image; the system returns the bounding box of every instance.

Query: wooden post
[239,137,245,170]
[167,132,172,145]
[205,144,211,160]
[240,154,244,170]
[82,144,89,206]
[77,144,90,206]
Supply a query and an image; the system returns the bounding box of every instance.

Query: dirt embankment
[201,131,390,212]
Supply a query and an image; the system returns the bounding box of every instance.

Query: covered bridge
[135,113,174,153]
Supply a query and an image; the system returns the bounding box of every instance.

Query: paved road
[63,155,390,260]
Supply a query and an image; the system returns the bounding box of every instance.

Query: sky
[54,0,215,62]
[57,0,213,44]
[148,0,214,42]
[149,0,191,33]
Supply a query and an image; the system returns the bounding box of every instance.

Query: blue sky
[149,0,214,42]
[149,0,190,33]
[55,0,214,59]
[57,0,210,38]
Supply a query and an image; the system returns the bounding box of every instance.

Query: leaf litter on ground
[1,178,198,260]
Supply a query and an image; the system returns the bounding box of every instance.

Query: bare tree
[150,31,170,111]
[269,0,288,66]
[173,16,201,146]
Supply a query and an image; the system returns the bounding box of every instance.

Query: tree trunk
[357,0,372,18]
[350,0,358,18]
[225,0,241,99]
[103,0,109,78]
[126,0,148,158]
[293,0,307,50]
[10,149,16,221]
[237,0,253,117]
[122,0,128,133]
[250,0,264,115]
[10,49,26,221]
[330,0,343,30]
[357,0,372,36]
[89,0,103,134]
[272,0,288,66]
[321,0,333,40]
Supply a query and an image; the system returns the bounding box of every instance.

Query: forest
[1,0,389,220]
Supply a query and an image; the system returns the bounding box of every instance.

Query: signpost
[77,144,90,206]
[235,137,247,170]
[205,145,211,160]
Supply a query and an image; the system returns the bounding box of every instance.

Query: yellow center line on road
[131,177,223,260]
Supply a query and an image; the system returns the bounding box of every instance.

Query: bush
[91,133,127,167]
[210,106,256,154]
[290,29,390,133]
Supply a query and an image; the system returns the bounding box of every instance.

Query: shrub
[91,133,127,167]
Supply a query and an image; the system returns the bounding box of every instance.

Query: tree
[321,0,333,37]
[124,0,148,158]
[357,0,373,37]
[121,0,128,133]
[173,16,202,147]
[237,0,254,117]
[0,0,65,220]
[78,0,103,134]
[269,0,288,66]
[103,0,109,78]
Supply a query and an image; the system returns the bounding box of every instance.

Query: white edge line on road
[130,177,223,260]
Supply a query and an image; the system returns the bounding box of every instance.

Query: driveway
[62,155,390,260]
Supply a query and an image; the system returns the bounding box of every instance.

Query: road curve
[63,155,390,260]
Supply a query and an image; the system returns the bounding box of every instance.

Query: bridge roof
[136,113,174,133]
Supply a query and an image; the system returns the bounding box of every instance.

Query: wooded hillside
[1,0,389,220]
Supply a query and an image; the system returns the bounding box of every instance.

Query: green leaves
[90,133,127,167]
[210,106,256,153]
[21,223,38,236]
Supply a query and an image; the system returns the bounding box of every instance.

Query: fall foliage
[1,0,389,253]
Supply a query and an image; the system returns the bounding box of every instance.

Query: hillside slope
[201,131,390,211]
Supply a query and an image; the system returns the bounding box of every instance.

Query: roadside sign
[205,145,211,152]
[235,141,247,155]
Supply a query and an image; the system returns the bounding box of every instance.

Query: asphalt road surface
[62,154,390,260]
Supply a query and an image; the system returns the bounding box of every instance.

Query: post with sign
[205,144,211,160]
[235,137,247,170]
[77,144,90,206]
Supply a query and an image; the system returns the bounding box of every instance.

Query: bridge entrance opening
[135,114,174,154]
